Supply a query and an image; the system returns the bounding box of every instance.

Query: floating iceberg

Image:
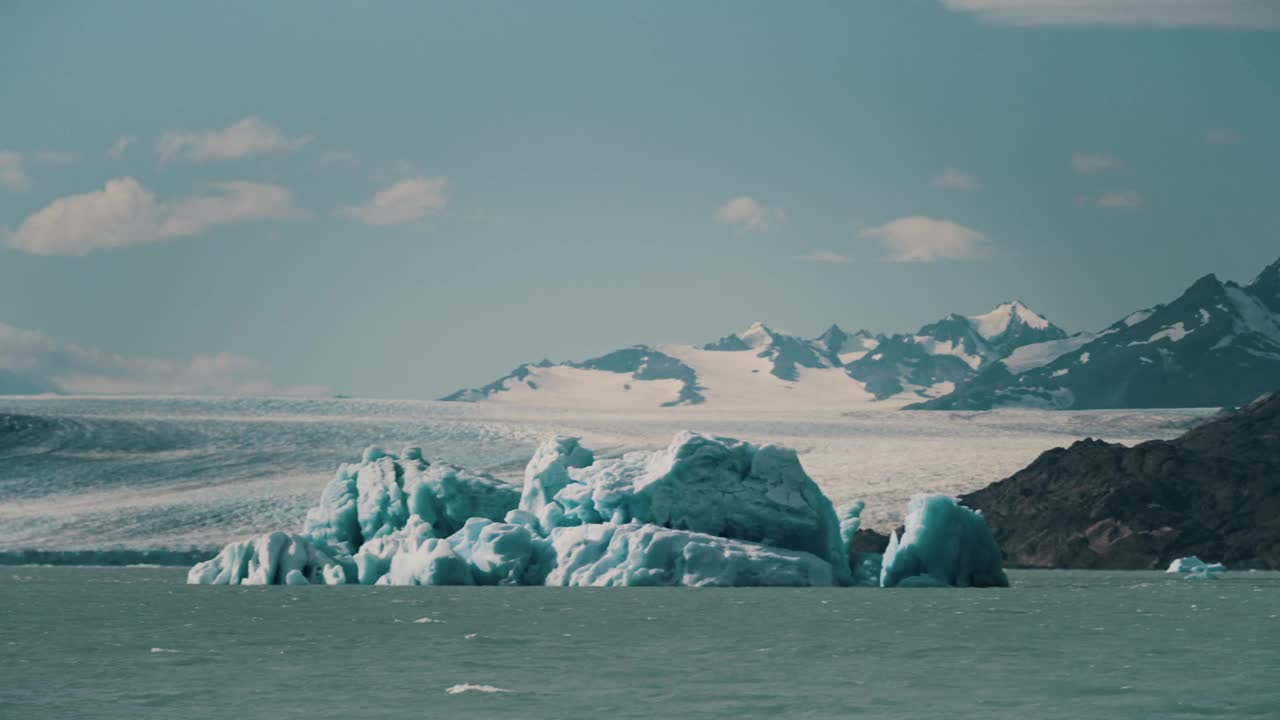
[880,495,1009,588]
[544,523,833,587]
[190,433,1005,588]
[302,446,519,553]
[532,431,849,582]
[187,531,353,586]
[1166,556,1226,581]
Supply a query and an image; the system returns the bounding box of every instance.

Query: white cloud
[860,216,990,262]
[0,151,30,192]
[1097,191,1144,209]
[793,250,852,264]
[157,116,313,164]
[4,177,301,256]
[1072,153,1125,174]
[0,321,327,396]
[930,168,980,190]
[1204,128,1243,145]
[106,136,135,159]
[335,177,448,225]
[941,0,1280,28]
[714,196,782,233]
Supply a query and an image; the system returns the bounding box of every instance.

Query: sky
[1,0,1278,399]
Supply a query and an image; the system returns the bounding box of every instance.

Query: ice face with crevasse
[189,432,1006,588]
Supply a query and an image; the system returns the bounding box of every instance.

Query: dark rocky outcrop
[848,528,890,554]
[960,392,1280,569]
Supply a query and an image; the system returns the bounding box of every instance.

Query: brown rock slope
[960,393,1280,570]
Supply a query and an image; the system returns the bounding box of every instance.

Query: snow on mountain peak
[968,301,1051,339]
[738,321,784,348]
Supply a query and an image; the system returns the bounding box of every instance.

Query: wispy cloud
[1096,191,1144,209]
[860,216,989,262]
[0,151,30,192]
[941,0,1280,29]
[930,168,980,190]
[0,321,327,396]
[335,177,448,225]
[1072,153,1126,175]
[157,116,313,164]
[793,250,852,264]
[714,196,783,234]
[4,178,301,256]
[1204,128,1243,145]
[105,136,135,159]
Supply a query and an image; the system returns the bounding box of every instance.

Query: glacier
[189,432,1006,588]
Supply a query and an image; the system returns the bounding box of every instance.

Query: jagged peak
[1255,256,1280,276]
[968,300,1053,339]
[1186,272,1224,291]
[1250,256,1280,289]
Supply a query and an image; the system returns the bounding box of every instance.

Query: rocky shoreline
[958,393,1280,570]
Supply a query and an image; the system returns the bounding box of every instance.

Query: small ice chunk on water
[445,684,511,695]
[1167,556,1226,580]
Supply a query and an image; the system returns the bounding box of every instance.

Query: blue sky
[1,1,1278,398]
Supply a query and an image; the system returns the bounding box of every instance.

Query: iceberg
[302,446,519,555]
[532,431,849,582]
[544,522,834,587]
[186,531,353,586]
[880,495,1009,588]
[445,518,553,586]
[1166,556,1226,581]
[190,432,1005,589]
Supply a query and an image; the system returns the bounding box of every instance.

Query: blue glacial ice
[303,446,520,552]
[190,432,1006,588]
[1166,556,1226,581]
[531,431,849,582]
[187,531,353,585]
[543,522,834,587]
[879,494,1009,588]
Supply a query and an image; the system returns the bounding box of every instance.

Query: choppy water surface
[1,567,1276,719]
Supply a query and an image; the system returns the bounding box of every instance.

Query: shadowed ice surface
[2,567,1276,719]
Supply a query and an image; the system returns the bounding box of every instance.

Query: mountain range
[444,256,1280,411]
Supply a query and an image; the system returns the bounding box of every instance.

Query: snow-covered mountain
[917,258,1280,410]
[845,301,1067,399]
[443,302,1067,411]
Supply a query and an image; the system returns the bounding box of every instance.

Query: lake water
[2,567,1276,719]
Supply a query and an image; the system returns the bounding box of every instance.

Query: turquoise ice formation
[879,494,1010,588]
[1166,556,1226,581]
[189,433,1006,588]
